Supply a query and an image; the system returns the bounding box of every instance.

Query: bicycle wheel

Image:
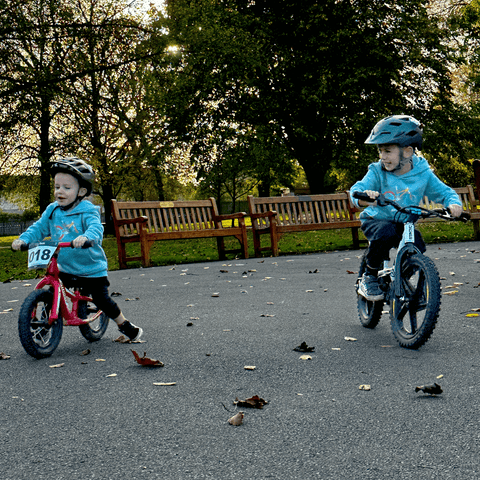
[18,289,63,359]
[390,253,441,349]
[356,251,384,329]
[78,300,109,342]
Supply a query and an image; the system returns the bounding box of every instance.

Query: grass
[0,220,476,282]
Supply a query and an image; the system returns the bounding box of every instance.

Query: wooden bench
[419,185,480,239]
[247,192,362,257]
[111,198,249,269]
[247,186,480,258]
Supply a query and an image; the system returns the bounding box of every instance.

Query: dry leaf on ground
[244,365,256,370]
[153,382,176,386]
[131,350,164,367]
[49,363,65,368]
[344,336,357,342]
[415,383,442,395]
[299,354,312,360]
[293,341,315,352]
[0,352,11,360]
[228,412,244,426]
[359,384,371,391]
[233,395,268,409]
[80,349,91,356]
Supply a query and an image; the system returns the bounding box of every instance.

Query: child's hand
[72,235,88,248]
[448,204,463,218]
[12,239,26,251]
[358,190,380,206]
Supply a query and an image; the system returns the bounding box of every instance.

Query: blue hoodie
[350,155,462,223]
[19,200,108,277]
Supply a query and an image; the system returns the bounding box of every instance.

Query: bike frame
[34,242,102,327]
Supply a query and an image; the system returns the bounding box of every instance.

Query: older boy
[350,115,462,301]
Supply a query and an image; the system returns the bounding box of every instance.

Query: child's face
[378,144,403,171]
[54,172,81,208]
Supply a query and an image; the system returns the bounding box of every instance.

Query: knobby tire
[390,253,441,349]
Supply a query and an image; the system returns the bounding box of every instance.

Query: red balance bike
[18,241,109,358]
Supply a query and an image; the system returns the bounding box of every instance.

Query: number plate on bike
[28,242,57,270]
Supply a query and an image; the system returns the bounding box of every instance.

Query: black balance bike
[352,191,470,349]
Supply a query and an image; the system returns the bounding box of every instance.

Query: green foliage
[1,220,476,281]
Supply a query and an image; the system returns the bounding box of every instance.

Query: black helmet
[365,115,423,149]
[50,157,95,195]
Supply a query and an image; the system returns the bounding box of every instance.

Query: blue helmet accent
[365,115,423,149]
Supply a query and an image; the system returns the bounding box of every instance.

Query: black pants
[361,219,426,271]
[59,273,121,320]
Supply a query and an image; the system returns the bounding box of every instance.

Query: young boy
[350,115,463,301]
[12,157,143,341]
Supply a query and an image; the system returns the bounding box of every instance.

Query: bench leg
[216,237,227,260]
[117,240,128,270]
[351,227,360,249]
[252,228,262,258]
[270,223,279,257]
[140,240,152,268]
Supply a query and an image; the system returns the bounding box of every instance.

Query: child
[12,157,143,341]
[350,115,463,301]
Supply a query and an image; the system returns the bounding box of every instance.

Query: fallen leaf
[436,374,444,379]
[80,349,91,356]
[244,365,256,370]
[344,336,357,342]
[234,395,268,409]
[359,384,371,391]
[0,352,11,360]
[111,292,122,297]
[186,322,194,327]
[305,289,314,293]
[153,382,176,386]
[212,293,220,297]
[293,341,315,352]
[96,358,106,362]
[346,270,358,274]
[49,363,65,368]
[2,308,13,312]
[260,314,275,317]
[443,290,458,295]
[106,373,117,377]
[228,412,244,426]
[125,297,140,301]
[331,348,341,351]
[131,349,164,367]
[415,383,442,395]
[299,354,312,360]
[466,313,479,317]
[220,270,229,273]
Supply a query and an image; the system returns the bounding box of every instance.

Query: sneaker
[358,273,384,301]
[118,321,143,342]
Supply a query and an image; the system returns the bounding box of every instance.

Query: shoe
[358,273,384,301]
[118,321,143,342]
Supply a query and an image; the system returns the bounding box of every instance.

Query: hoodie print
[383,186,415,203]
[55,219,80,241]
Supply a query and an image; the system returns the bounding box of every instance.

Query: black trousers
[361,219,426,270]
[59,272,121,320]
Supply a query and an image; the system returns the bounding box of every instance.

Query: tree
[165,0,458,193]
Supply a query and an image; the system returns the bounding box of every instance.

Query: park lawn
[0,220,476,282]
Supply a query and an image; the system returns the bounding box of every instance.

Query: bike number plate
[28,242,56,270]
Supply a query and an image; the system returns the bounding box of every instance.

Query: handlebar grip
[82,240,95,248]
[19,243,29,252]
[459,212,471,222]
[352,191,375,202]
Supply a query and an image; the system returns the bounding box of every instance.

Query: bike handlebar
[18,240,95,251]
[351,191,471,222]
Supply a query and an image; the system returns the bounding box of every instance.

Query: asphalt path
[1,241,480,479]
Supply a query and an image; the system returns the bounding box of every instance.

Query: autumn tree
[165,0,458,193]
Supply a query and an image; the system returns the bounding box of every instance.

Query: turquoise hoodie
[19,200,108,277]
[350,155,462,223]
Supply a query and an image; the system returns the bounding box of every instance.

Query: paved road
[1,241,480,479]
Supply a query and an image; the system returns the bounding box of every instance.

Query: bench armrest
[214,211,247,221]
[115,216,148,227]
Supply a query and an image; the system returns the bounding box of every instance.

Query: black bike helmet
[365,115,423,149]
[50,157,95,195]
